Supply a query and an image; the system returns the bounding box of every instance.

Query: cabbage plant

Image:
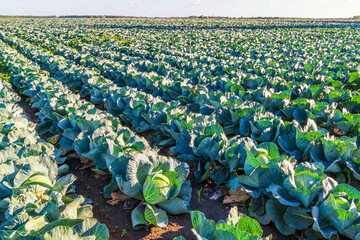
[267,162,326,208]
[229,142,289,198]
[186,206,271,240]
[105,150,191,229]
[313,184,360,239]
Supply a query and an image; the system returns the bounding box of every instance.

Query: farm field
[1,18,360,239]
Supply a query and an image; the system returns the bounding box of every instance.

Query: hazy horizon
[1,0,359,19]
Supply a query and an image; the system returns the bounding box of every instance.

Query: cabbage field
[1,18,360,239]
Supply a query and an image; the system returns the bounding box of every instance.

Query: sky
[0,0,359,18]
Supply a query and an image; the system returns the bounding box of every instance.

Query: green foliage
[2,18,360,240]
[0,79,109,239]
[189,206,271,240]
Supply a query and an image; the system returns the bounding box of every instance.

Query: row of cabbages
[4,32,360,185]
[0,78,109,239]
[0,32,231,180]
[18,21,360,97]
[13,19,360,88]
[16,28,360,144]
[15,27,360,118]
[231,141,360,239]
[0,40,192,230]
[18,28,360,152]
[2,26,360,238]
[0,41,272,239]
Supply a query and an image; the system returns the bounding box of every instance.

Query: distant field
[1,18,360,240]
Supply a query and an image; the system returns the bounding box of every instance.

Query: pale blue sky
[1,0,359,18]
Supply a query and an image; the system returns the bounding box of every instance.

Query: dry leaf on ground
[223,188,251,204]
[106,192,130,205]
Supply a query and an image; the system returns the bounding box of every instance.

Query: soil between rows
[15,87,291,240]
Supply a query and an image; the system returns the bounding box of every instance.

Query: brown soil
[16,93,38,122]
[17,89,292,240]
